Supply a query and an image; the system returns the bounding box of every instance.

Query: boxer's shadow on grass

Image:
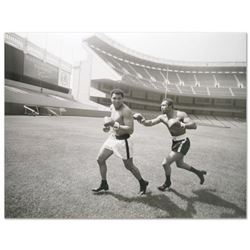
[106,191,194,218]
[105,188,246,218]
[169,188,246,218]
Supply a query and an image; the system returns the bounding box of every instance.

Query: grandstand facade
[4,33,110,117]
[83,34,247,118]
[5,33,72,93]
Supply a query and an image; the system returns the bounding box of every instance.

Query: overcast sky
[16,32,246,64]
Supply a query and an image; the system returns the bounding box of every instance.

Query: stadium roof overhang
[83,33,246,70]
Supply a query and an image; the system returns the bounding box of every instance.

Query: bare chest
[161,112,184,127]
[111,110,124,125]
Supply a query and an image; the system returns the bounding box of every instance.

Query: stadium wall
[5,34,72,93]
[90,80,246,118]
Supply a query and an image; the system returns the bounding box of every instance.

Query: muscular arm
[179,112,197,129]
[141,115,162,127]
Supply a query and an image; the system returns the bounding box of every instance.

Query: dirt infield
[5,116,247,218]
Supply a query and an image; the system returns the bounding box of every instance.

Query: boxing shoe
[139,180,149,195]
[158,180,171,191]
[197,170,207,185]
[92,181,109,193]
[190,167,207,184]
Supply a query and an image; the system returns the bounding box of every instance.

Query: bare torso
[110,104,133,136]
[160,110,186,136]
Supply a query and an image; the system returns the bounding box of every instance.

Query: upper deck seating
[215,74,238,88]
[178,73,196,86]
[196,74,215,87]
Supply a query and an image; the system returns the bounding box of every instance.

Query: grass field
[5,116,247,219]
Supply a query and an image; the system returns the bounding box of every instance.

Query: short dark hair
[161,98,174,107]
[110,89,124,98]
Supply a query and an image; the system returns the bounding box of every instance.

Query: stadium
[5,33,247,218]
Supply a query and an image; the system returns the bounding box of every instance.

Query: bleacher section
[179,86,195,95]
[84,34,246,118]
[235,73,246,87]
[6,34,244,119]
[164,83,180,93]
[5,84,108,117]
[209,87,232,97]
[5,84,92,110]
[215,73,238,88]
[192,87,209,96]
[85,35,246,100]
[195,73,215,87]
[4,34,114,117]
[166,72,180,85]
[147,68,165,82]
[231,88,247,97]
[178,72,196,86]
[91,78,246,118]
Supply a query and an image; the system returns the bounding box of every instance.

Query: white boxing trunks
[100,134,133,160]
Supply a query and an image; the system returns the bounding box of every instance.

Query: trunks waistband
[115,134,130,140]
[172,134,187,141]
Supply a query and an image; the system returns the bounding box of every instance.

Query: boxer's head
[161,98,174,114]
[110,89,124,109]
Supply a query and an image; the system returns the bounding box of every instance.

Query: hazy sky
[17,32,246,64]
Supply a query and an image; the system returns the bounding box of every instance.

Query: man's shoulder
[122,104,132,114]
[176,110,187,118]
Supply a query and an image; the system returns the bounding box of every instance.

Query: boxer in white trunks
[92,89,148,195]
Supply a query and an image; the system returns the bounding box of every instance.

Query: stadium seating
[131,64,149,79]
[195,74,215,87]
[166,72,180,84]
[83,34,247,118]
[178,72,196,86]
[147,68,166,82]
[86,36,246,100]
[209,87,232,97]
[234,74,246,87]
[192,86,209,96]
[179,86,195,95]
[5,83,94,110]
[118,60,137,75]
[215,74,238,88]
[231,88,247,97]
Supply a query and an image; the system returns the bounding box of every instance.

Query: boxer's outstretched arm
[141,115,162,127]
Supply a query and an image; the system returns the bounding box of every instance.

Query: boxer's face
[111,93,123,109]
[161,101,172,114]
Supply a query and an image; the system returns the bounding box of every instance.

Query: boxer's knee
[162,156,172,167]
[123,158,133,171]
[176,161,182,168]
[176,160,185,168]
[97,149,113,165]
[97,156,106,165]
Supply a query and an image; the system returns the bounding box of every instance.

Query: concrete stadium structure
[84,34,247,118]
[4,33,109,117]
[4,33,247,119]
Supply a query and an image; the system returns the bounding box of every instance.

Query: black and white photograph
[4,32,247,219]
[1,1,250,249]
